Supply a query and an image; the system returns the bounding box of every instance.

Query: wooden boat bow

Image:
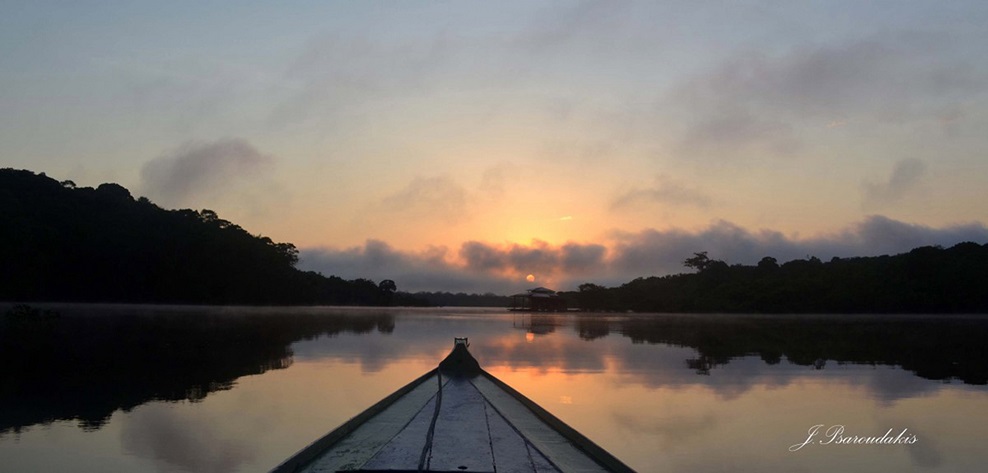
[270,338,635,473]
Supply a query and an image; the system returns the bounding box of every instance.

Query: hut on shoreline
[508,287,568,312]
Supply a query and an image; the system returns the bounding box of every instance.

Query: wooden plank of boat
[270,338,635,473]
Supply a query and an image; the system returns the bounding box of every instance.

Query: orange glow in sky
[6,2,987,293]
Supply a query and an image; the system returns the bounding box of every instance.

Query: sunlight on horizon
[5,1,986,294]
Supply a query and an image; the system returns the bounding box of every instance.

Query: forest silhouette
[566,245,988,313]
[4,168,987,311]
[0,169,423,306]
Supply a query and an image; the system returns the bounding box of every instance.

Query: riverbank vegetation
[564,244,988,313]
[0,169,424,306]
[6,168,986,312]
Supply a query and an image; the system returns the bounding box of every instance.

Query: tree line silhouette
[565,244,988,313]
[6,168,987,311]
[0,169,425,305]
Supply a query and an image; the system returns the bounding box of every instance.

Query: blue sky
[3,1,988,292]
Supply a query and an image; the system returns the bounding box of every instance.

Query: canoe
[270,338,635,473]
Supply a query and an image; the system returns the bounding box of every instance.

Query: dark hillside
[0,169,413,305]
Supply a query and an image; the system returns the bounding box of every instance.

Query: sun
[525,274,536,282]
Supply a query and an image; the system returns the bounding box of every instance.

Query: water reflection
[616,314,988,385]
[3,307,988,473]
[504,313,988,385]
[120,403,255,473]
[5,308,987,438]
[0,305,395,435]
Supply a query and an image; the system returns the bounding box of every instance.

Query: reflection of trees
[575,317,611,341]
[686,355,718,375]
[0,308,395,435]
[512,314,561,335]
[618,315,988,385]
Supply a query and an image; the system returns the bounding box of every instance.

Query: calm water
[2,305,987,472]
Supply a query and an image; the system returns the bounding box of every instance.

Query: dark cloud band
[299,216,988,294]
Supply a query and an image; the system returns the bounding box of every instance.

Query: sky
[3,1,988,293]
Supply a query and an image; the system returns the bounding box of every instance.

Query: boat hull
[271,343,634,473]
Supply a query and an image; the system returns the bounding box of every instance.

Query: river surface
[2,305,987,472]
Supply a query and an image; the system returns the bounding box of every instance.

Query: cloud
[460,241,508,272]
[610,216,988,278]
[300,216,988,293]
[512,0,631,54]
[862,158,928,206]
[669,33,988,159]
[507,240,561,276]
[611,175,713,210]
[608,220,794,277]
[459,240,607,284]
[266,2,637,130]
[301,239,609,294]
[826,215,988,256]
[139,138,273,207]
[379,175,469,224]
[478,164,511,199]
[680,111,800,157]
[269,33,455,127]
[301,239,518,294]
[561,242,607,272]
[363,168,518,232]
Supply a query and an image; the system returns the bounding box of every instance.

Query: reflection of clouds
[690,357,792,401]
[863,366,943,406]
[606,336,807,401]
[905,430,943,469]
[294,315,605,373]
[291,310,958,405]
[612,343,960,408]
[476,335,608,373]
[121,404,254,473]
[621,351,948,404]
[873,415,944,469]
[290,312,484,371]
[611,410,718,449]
[270,310,980,472]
